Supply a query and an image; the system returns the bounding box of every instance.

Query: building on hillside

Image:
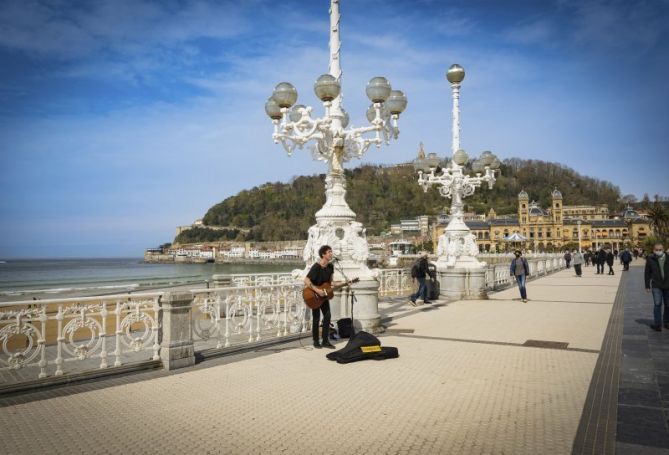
[432,188,654,252]
[391,215,430,237]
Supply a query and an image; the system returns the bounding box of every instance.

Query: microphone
[332,256,340,262]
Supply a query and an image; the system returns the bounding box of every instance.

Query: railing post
[159,292,195,370]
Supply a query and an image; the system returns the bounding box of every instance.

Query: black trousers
[574,264,582,276]
[596,262,604,274]
[312,300,331,342]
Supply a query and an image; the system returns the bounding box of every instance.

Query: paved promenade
[0,266,640,454]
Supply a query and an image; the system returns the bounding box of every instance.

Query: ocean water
[0,258,294,302]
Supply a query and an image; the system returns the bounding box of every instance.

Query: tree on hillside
[179,158,630,243]
[648,201,669,240]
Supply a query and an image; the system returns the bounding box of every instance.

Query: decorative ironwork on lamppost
[416,65,500,269]
[265,0,407,331]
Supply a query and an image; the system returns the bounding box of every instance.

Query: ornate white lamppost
[415,64,500,299]
[265,0,407,332]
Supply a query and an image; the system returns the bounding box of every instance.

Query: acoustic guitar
[302,278,360,309]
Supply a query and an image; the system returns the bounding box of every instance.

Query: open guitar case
[326,330,399,364]
[327,266,398,364]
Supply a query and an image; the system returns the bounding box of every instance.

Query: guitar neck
[330,278,359,291]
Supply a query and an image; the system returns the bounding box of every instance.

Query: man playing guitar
[304,245,338,349]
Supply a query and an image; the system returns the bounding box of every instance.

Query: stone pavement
[0,267,626,454]
[615,264,669,454]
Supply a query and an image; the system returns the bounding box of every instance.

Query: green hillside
[175,158,623,243]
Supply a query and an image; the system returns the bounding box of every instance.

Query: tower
[551,188,563,225]
[518,190,529,225]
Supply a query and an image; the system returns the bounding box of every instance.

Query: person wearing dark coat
[606,249,615,275]
[510,250,530,302]
[645,243,669,331]
[620,249,633,271]
[564,251,572,269]
[410,252,434,306]
[596,248,607,274]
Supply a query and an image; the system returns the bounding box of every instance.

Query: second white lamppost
[416,65,500,299]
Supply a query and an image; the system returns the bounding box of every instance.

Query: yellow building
[433,189,654,252]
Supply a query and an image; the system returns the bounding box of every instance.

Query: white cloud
[0,0,253,59]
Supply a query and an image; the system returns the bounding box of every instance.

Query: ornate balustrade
[377,268,413,296]
[0,293,161,381]
[485,256,564,291]
[219,272,296,287]
[190,284,309,349]
[219,268,414,297]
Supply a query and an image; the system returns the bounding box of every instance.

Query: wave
[0,277,210,298]
[0,283,141,297]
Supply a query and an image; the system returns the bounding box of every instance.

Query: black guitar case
[326,331,399,364]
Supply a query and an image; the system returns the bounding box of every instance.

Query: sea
[0,258,295,303]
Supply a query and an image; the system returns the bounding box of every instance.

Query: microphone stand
[332,258,356,336]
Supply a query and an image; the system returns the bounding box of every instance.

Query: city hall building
[432,189,653,252]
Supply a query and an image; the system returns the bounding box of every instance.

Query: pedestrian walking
[564,251,572,269]
[606,248,615,275]
[572,250,584,277]
[410,252,434,306]
[644,242,669,331]
[596,247,607,274]
[584,251,591,267]
[510,250,530,302]
[620,248,633,271]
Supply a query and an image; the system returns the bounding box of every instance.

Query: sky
[0,0,668,258]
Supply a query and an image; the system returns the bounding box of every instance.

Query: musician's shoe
[423,301,432,304]
[321,342,336,349]
[313,341,322,349]
[409,299,417,306]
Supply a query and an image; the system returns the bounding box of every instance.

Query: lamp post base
[436,266,488,301]
[331,277,383,334]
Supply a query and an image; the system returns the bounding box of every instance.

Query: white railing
[485,257,564,291]
[222,272,296,287]
[0,293,161,381]
[377,268,413,296]
[221,268,415,297]
[190,284,309,349]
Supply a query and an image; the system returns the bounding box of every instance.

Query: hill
[175,158,623,244]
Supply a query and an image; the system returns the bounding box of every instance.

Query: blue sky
[0,0,667,258]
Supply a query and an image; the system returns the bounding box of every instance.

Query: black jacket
[606,252,614,266]
[414,257,433,279]
[645,255,669,290]
[597,250,607,264]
